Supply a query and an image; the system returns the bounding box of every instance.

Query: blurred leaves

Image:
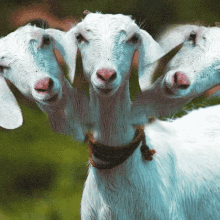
[1,0,220,36]
[0,101,88,219]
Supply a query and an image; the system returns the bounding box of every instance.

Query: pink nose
[34,77,54,92]
[172,71,190,89]
[96,68,117,83]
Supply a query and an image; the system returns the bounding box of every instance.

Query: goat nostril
[109,72,116,81]
[96,68,117,82]
[48,79,54,90]
[174,73,177,84]
[34,77,54,92]
[173,71,190,89]
[97,73,106,81]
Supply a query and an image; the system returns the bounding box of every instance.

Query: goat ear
[138,29,165,89]
[46,28,77,83]
[0,75,23,129]
[139,43,183,91]
[83,10,91,16]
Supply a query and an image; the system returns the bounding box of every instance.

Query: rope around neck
[85,127,156,169]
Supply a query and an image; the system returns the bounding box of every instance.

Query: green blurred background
[0,0,220,219]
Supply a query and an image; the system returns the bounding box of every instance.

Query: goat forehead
[193,27,220,44]
[83,13,133,25]
[6,26,45,52]
[0,26,46,61]
[199,28,220,53]
[205,27,220,43]
[179,28,220,54]
[170,36,220,71]
[79,13,138,36]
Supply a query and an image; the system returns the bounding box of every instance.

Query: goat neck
[90,81,135,147]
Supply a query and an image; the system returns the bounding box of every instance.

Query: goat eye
[128,34,139,44]
[188,31,197,44]
[42,35,51,46]
[0,65,8,73]
[76,33,86,43]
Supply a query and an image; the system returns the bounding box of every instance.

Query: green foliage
[129,66,141,100]
[0,103,88,219]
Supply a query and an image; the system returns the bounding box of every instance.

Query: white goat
[70,13,220,219]
[132,25,220,119]
[0,25,89,141]
[161,26,220,98]
[131,24,200,120]
[131,46,191,121]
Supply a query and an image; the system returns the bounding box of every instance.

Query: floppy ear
[0,74,23,129]
[138,29,165,90]
[139,43,183,90]
[46,28,77,83]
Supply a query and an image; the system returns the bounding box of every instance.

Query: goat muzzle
[34,77,54,93]
[172,71,190,89]
[96,68,117,83]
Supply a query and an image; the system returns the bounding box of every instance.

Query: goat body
[82,105,220,220]
[72,13,220,219]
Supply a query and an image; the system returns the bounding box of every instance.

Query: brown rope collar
[85,127,156,170]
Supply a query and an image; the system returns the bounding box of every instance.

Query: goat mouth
[163,85,176,96]
[163,84,192,98]
[97,88,113,95]
[35,89,50,94]
[44,93,59,102]
[37,93,59,103]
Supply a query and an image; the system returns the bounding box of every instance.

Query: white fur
[75,16,220,219]
[37,79,89,141]
[131,47,191,121]
[160,26,220,98]
[132,25,200,120]
[82,106,220,219]
[0,75,22,129]
[72,12,164,145]
[132,26,220,121]
[69,13,220,220]
[156,24,200,53]
[131,76,190,123]
[0,25,89,140]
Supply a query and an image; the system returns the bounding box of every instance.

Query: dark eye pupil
[76,34,85,42]
[0,65,7,72]
[129,35,139,43]
[189,31,196,44]
[42,36,51,45]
